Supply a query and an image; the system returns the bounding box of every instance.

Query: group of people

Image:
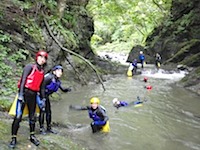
[127,51,145,77]
[9,50,158,148]
[129,51,162,75]
[112,77,151,109]
[9,50,71,148]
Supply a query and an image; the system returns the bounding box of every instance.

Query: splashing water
[141,69,188,81]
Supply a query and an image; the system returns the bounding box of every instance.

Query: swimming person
[69,97,110,133]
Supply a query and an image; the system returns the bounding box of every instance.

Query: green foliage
[92,41,132,54]
[21,19,45,45]
[174,11,193,35]
[48,15,78,49]
[0,30,11,42]
[0,30,29,98]
[87,0,172,52]
[41,0,57,11]
[12,0,33,9]
[0,99,11,111]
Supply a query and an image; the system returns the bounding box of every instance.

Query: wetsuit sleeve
[120,101,128,106]
[18,64,32,97]
[81,106,89,110]
[69,105,89,110]
[59,84,71,92]
[40,74,53,99]
[95,107,109,125]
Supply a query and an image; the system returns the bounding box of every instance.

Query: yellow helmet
[90,97,100,104]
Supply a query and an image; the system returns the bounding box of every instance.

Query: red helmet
[144,77,148,82]
[36,50,48,60]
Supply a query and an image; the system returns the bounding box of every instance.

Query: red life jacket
[146,85,152,90]
[18,65,44,91]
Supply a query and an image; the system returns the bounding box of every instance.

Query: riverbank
[0,111,87,150]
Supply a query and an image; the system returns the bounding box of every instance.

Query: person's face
[53,69,63,78]
[36,55,47,66]
[91,102,98,109]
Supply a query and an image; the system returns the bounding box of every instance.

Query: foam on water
[141,69,187,81]
[97,51,129,65]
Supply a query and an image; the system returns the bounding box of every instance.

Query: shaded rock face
[126,45,152,64]
[144,0,200,93]
[126,45,144,63]
[0,0,95,69]
[66,0,95,58]
[145,0,200,67]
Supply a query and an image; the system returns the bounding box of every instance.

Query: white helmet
[112,98,119,104]
[140,51,143,54]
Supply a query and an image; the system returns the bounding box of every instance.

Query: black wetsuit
[39,73,70,130]
[12,63,44,136]
[80,106,109,133]
[155,54,161,67]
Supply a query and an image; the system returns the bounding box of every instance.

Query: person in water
[112,97,143,109]
[70,97,110,133]
[155,53,162,68]
[9,50,48,148]
[139,51,145,69]
[131,59,138,75]
[144,85,152,90]
[39,65,71,135]
[143,77,148,82]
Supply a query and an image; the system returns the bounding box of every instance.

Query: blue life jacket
[46,76,61,94]
[132,61,137,67]
[88,106,106,121]
[120,101,129,106]
[139,54,145,61]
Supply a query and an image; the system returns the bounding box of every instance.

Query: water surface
[52,69,200,150]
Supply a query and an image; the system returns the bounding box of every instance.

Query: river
[52,68,200,150]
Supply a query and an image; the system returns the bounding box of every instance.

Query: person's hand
[18,94,24,103]
[69,105,73,109]
[91,121,95,126]
[64,88,72,92]
[41,98,46,111]
[93,121,101,125]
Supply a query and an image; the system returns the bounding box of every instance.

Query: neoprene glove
[18,94,24,103]
[41,98,46,111]
[63,88,71,92]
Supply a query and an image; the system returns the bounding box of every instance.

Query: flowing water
[52,69,200,150]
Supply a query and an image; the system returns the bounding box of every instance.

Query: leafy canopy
[87,0,172,53]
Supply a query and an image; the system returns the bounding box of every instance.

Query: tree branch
[43,16,106,91]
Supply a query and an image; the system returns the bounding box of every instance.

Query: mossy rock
[166,39,200,63]
[180,52,200,67]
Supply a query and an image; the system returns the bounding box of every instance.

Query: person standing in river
[155,53,162,69]
[139,51,145,69]
[38,65,71,135]
[131,59,138,75]
[9,50,48,148]
[69,97,110,133]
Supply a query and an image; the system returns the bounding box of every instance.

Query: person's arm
[94,107,109,126]
[120,101,128,106]
[18,64,32,99]
[40,73,53,99]
[69,105,89,110]
[59,84,71,92]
